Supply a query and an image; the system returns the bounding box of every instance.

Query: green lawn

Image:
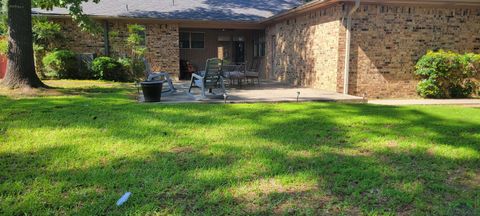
[0,80,479,215]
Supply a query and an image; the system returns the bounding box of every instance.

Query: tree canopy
[34,0,101,31]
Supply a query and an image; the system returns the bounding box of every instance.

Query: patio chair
[188,58,226,98]
[223,63,246,86]
[245,59,261,85]
[143,59,177,94]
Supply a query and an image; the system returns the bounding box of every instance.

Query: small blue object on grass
[116,192,132,206]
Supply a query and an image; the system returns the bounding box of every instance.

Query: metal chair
[223,63,246,86]
[245,59,261,85]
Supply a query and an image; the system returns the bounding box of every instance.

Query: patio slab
[369,99,480,106]
[139,81,365,104]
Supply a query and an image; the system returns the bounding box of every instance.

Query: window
[180,32,190,49]
[260,42,266,57]
[254,33,266,57]
[179,32,205,49]
[191,33,205,48]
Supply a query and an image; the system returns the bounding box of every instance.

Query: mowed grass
[0,80,479,215]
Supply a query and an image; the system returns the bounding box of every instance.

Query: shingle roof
[32,0,305,22]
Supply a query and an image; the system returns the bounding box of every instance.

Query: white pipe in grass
[116,192,132,206]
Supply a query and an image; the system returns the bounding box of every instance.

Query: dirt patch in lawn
[0,80,134,98]
[230,178,336,214]
[169,146,196,154]
[0,85,64,98]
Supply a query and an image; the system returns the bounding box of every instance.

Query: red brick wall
[265,4,344,92]
[349,4,480,98]
[265,3,480,98]
[51,18,180,79]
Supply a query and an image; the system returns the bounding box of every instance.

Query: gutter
[343,0,360,95]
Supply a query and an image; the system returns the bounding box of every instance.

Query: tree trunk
[1,0,46,88]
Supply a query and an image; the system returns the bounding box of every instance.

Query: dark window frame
[179,32,205,49]
[253,33,266,57]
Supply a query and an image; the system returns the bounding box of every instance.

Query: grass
[0,80,479,215]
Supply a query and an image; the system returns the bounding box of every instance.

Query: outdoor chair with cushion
[188,58,226,98]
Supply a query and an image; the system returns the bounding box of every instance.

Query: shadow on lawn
[0,91,479,215]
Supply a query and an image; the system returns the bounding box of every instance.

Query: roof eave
[260,0,480,25]
[260,0,338,25]
[33,13,264,29]
[34,0,480,28]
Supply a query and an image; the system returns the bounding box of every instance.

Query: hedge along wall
[50,18,180,79]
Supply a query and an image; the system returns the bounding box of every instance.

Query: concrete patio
[139,80,365,104]
[369,99,480,106]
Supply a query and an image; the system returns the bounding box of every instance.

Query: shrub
[415,50,479,98]
[32,19,65,78]
[32,19,64,52]
[126,24,147,58]
[42,50,79,79]
[91,57,126,81]
[130,59,146,81]
[118,57,145,82]
[106,23,147,82]
[417,79,443,98]
[117,57,132,71]
[0,37,7,55]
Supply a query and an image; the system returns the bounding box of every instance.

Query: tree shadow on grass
[1,138,477,215]
[0,90,479,214]
[250,103,479,214]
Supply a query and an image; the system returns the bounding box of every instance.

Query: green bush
[417,79,443,98]
[42,50,79,79]
[0,37,8,55]
[117,57,133,75]
[118,57,145,82]
[32,19,65,78]
[415,50,479,98]
[91,57,126,81]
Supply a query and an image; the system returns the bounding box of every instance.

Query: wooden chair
[188,58,226,98]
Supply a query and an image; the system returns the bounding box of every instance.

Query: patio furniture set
[141,58,260,102]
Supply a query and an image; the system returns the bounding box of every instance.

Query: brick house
[34,0,480,98]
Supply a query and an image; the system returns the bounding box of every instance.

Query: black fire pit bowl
[141,81,163,102]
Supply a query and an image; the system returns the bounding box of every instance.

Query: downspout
[343,0,360,95]
[103,20,110,56]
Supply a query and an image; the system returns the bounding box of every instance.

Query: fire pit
[141,81,163,102]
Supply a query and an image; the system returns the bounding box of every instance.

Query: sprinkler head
[223,93,228,104]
